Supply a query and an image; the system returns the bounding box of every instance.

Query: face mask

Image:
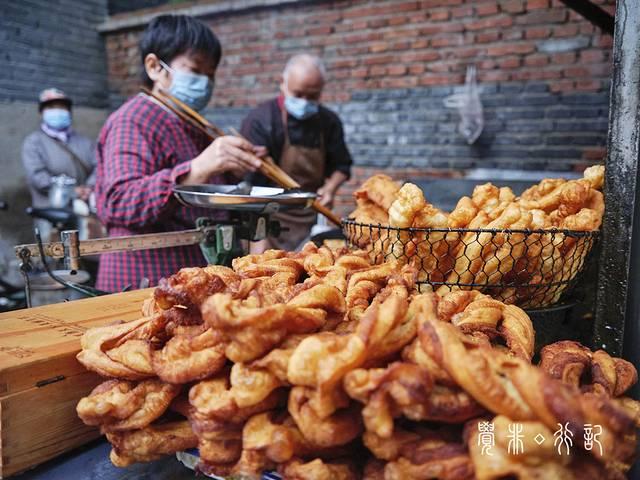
[284,95,319,120]
[42,108,72,130]
[160,60,213,112]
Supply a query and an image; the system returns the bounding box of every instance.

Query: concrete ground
[12,439,195,480]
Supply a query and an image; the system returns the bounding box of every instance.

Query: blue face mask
[42,108,72,130]
[160,60,213,112]
[284,95,319,120]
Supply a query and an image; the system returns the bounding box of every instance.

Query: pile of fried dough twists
[348,165,604,307]
[76,241,639,479]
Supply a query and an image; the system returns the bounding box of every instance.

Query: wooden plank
[0,371,102,478]
[0,289,152,397]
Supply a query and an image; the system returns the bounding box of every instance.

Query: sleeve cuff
[171,160,193,184]
[336,165,351,181]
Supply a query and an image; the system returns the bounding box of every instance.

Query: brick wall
[101,0,615,215]
[108,0,168,15]
[0,0,109,108]
[105,0,614,105]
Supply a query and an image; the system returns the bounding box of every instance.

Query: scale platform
[173,185,316,212]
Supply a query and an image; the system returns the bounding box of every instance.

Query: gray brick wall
[206,81,609,172]
[108,0,168,15]
[0,0,109,108]
[203,106,252,134]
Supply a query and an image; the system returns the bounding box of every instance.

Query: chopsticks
[141,87,342,226]
[229,128,342,226]
[142,87,220,139]
[157,88,226,137]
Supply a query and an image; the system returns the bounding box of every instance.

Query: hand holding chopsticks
[229,128,342,226]
[142,87,342,226]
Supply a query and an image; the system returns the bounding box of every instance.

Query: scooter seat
[26,207,76,228]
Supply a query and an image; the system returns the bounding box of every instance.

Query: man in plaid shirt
[95,15,264,292]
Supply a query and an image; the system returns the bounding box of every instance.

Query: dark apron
[268,107,325,250]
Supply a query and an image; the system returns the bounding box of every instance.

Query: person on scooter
[22,88,96,240]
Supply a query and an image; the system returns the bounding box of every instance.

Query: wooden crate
[0,289,152,478]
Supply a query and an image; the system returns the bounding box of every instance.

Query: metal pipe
[60,230,80,272]
[594,0,640,360]
[34,229,103,298]
[558,0,615,35]
[18,258,32,308]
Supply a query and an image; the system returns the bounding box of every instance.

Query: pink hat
[38,88,72,111]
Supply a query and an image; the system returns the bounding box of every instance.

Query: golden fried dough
[354,174,401,212]
[202,290,334,363]
[154,265,239,310]
[152,327,226,384]
[288,386,362,448]
[279,458,360,480]
[346,168,604,307]
[77,317,160,380]
[75,230,636,478]
[77,379,180,432]
[540,340,637,397]
[106,421,197,467]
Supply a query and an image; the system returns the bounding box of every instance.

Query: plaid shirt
[95,93,226,292]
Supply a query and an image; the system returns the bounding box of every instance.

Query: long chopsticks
[229,128,342,226]
[142,87,342,226]
[142,87,218,139]
[151,89,310,199]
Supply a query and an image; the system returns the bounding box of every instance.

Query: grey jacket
[22,130,96,208]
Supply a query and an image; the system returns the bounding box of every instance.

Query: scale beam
[15,229,205,260]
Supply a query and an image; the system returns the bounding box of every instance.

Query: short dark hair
[139,14,222,88]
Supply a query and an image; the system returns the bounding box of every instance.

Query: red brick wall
[105,0,615,108]
[103,0,615,215]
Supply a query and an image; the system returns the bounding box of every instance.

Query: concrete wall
[0,102,108,275]
[0,0,109,273]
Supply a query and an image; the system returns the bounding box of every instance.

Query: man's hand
[180,136,263,185]
[316,171,349,208]
[316,184,336,207]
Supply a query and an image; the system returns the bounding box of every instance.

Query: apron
[268,107,326,251]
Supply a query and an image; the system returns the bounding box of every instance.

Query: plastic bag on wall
[443,66,484,145]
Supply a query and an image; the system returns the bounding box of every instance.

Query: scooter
[26,206,77,232]
[0,201,27,311]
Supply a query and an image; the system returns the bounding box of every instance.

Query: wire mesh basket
[342,219,599,309]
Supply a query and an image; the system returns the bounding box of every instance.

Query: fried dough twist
[77,379,180,432]
[419,310,636,470]
[365,425,474,480]
[106,420,197,467]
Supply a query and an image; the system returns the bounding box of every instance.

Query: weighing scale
[14,184,317,306]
